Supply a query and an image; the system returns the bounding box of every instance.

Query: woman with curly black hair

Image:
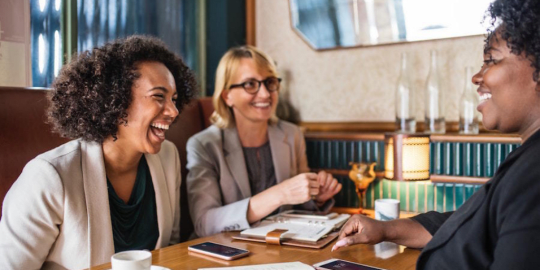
[0,35,197,269]
[333,0,540,269]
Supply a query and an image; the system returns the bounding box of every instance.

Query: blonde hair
[210,45,280,129]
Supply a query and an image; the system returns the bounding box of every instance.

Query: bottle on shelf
[395,52,416,133]
[424,50,445,133]
[459,67,479,134]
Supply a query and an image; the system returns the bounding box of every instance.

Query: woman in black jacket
[333,0,540,269]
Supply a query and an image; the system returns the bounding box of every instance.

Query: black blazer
[412,130,540,269]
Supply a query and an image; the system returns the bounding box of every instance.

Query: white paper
[199,261,313,270]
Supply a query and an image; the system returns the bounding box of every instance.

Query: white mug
[111,250,152,270]
[375,199,400,221]
[374,241,400,259]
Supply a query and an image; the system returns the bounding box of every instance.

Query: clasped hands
[278,171,342,206]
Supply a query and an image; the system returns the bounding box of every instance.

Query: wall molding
[430,174,490,185]
[299,121,507,134]
[246,0,256,46]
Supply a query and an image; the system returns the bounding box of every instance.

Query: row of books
[305,140,385,171]
[305,139,520,178]
[430,142,520,177]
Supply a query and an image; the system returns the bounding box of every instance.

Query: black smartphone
[314,259,386,270]
[188,242,250,261]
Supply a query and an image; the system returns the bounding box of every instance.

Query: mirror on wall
[289,0,494,50]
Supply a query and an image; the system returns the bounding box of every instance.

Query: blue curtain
[77,0,195,66]
[30,0,62,87]
[31,0,199,87]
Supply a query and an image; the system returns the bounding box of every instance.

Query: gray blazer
[187,120,331,237]
[0,139,181,270]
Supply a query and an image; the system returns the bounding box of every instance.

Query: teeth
[253,102,270,108]
[151,123,169,130]
[479,93,492,102]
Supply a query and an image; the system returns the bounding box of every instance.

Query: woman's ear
[221,89,233,107]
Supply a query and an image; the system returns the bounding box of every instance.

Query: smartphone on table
[313,259,386,270]
[188,242,250,261]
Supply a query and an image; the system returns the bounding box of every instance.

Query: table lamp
[384,133,430,181]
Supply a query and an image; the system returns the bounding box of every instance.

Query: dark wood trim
[246,0,256,46]
[300,122,396,132]
[304,130,520,144]
[430,134,521,144]
[332,207,419,217]
[313,169,490,185]
[430,174,490,185]
[304,132,385,141]
[332,207,362,215]
[299,121,501,134]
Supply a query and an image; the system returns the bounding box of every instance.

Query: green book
[454,142,463,176]
[464,143,474,176]
[473,143,484,177]
[494,143,505,173]
[444,142,453,175]
[484,143,494,177]
[434,142,444,175]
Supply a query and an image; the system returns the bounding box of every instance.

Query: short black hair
[48,35,198,142]
[485,0,540,81]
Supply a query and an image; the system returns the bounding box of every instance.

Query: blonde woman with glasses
[186,46,342,237]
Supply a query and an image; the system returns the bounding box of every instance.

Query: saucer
[107,266,170,270]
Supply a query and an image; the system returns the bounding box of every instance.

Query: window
[30,0,200,87]
[30,0,62,87]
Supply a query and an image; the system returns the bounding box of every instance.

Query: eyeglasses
[229,77,282,94]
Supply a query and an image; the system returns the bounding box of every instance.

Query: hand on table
[332,214,385,251]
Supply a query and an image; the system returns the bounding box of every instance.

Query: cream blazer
[0,139,181,270]
[186,120,332,237]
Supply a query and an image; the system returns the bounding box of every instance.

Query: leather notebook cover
[232,231,339,249]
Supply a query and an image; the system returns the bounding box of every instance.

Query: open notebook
[240,212,350,243]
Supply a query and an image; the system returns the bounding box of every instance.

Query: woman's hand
[314,171,342,205]
[332,214,432,251]
[332,214,386,251]
[277,173,319,205]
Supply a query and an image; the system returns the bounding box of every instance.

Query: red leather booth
[0,86,213,242]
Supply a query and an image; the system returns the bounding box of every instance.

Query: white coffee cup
[111,250,152,270]
[374,241,400,259]
[375,199,400,221]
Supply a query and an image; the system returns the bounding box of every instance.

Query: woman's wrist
[381,219,396,242]
[270,184,286,207]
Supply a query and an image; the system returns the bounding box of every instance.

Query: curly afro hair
[48,35,198,143]
[485,0,540,81]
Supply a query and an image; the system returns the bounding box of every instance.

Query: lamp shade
[384,133,430,181]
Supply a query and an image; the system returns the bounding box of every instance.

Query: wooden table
[89,232,420,270]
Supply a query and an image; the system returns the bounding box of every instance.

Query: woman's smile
[476,92,492,111]
[149,122,170,142]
